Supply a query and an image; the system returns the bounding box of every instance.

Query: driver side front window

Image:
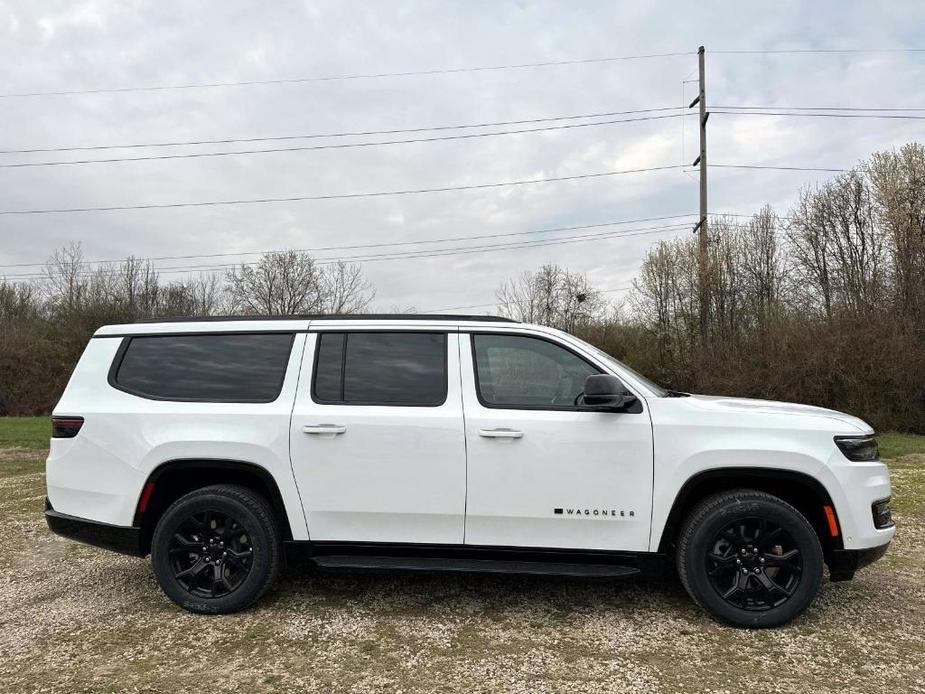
[472,333,599,409]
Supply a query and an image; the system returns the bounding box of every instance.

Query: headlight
[834,435,879,462]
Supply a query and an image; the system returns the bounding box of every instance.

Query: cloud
[1,1,923,312]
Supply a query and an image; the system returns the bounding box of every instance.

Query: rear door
[460,330,654,551]
[289,328,466,544]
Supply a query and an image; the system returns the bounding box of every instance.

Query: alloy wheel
[167,509,254,599]
[705,516,803,611]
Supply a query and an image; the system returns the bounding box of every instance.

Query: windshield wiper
[665,389,691,398]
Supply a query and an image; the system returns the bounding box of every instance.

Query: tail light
[52,416,84,438]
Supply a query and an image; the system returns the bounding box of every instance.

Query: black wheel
[151,484,281,614]
[677,490,823,628]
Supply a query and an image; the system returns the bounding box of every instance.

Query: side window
[472,333,599,409]
[113,333,295,402]
[312,332,447,406]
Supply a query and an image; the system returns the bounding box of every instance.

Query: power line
[423,301,500,313]
[0,52,695,99]
[4,224,692,280]
[715,105,925,112]
[0,164,684,216]
[711,48,925,55]
[713,110,925,120]
[710,163,850,173]
[0,212,696,270]
[0,113,692,169]
[423,301,501,313]
[426,285,633,313]
[159,224,694,270]
[0,106,684,155]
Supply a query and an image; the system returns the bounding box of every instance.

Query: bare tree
[630,236,699,365]
[319,261,375,314]
[225,251,322,315]
[158,275,222,317]
[708,216,749,341]
[0,281,41,321]
[225,251,375,315]
[496,264,605,331]
[869,143,925,320]
[740,205,785,328]
[786,171,885,318]
[43,242,87,316]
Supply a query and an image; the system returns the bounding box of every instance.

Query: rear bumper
[44,498,145,557]
[827,542,890,581]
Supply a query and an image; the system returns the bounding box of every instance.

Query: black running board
[310,554,641,578]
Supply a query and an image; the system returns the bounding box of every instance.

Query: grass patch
[0,417,50,449]
[0,455,45,479]
[886,460,925,517]
[878,432,925,460]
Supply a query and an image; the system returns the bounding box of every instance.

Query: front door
[460,331,653,551]
[290,330,466,544]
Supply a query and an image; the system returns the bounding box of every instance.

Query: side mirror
[581,374,637,412]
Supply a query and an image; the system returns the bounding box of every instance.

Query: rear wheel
[151,484,281,614]
[677,490,823,628]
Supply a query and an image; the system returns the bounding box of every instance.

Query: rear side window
[112,333,295,402]
[312,332,447,406]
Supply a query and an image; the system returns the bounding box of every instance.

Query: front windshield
[578,340,670,397]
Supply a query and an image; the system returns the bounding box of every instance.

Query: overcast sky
[2,1,924,312]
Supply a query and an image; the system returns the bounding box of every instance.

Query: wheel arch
[656,467,844,557]
[134,459,295,555]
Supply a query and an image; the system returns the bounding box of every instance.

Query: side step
[310,555,641,578]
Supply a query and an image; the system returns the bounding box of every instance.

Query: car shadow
[270,559,695,620]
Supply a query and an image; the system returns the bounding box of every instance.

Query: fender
[133,458,307,550]
[654,466,843,554]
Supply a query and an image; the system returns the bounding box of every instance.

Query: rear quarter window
[111,333,295,402]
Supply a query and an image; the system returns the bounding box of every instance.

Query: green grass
[0,417,50,449]
[0,457,45,478]
[878,432,925,460]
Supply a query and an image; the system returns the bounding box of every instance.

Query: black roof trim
[134,313,516,324]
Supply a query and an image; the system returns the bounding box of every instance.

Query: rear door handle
[478,428,524,439]
[303,424,346,436]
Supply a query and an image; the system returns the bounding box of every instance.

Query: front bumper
[827,542,891,581]
[44,498,146,557]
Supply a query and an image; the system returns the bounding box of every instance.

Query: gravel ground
[1,450,923,694]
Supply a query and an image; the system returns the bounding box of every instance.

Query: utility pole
[689,45,710,342]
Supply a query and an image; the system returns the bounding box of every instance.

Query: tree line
[2,143,923,432]
[497,143,925,433]
[0,249,374,415]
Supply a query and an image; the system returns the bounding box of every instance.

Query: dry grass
[1,449,924,693]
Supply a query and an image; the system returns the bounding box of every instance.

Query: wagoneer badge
[554,508,635,518]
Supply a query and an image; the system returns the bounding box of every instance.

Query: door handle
[303,424,346,436]
[478,428,524,439]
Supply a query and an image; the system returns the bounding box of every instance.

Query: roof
[134,313,515,324]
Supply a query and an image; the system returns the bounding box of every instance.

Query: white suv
[45,314,894,627]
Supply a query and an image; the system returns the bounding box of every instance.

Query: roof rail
[134,313,516,324]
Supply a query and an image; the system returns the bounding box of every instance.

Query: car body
[45,314,894,626]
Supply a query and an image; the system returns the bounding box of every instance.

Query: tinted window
[472,334,599,408]
[313,332,345,401]
[313,332,447,405]
[114,333,294,402]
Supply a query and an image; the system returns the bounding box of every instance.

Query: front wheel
[677,490,823,628]
[151,484,281,614]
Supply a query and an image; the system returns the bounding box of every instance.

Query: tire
[151,484,281,614]
[676,489,823,628]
